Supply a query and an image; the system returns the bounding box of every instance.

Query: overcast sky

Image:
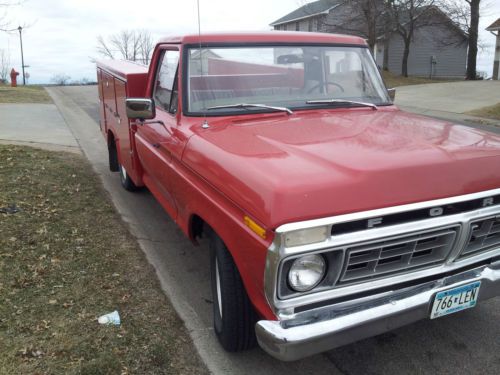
[1,0,499,84]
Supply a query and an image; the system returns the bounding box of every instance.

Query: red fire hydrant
[10,68,19,87]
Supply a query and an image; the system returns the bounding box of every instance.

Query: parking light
[284,226,330,247]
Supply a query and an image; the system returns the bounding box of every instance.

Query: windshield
[186,44,391,115]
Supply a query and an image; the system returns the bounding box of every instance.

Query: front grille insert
[462,216,500,257]
[339,227,458,284]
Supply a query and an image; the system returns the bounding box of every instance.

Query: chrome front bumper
[256,261,500,361]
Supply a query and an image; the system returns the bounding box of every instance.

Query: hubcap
[215,260,222,318]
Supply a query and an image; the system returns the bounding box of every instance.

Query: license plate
[430,281,481,319]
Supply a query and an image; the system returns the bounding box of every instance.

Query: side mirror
[387,88,396,102]
[126,98,155,120]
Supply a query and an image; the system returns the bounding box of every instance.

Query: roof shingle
[486,18,500,31]
[269,0,342,26]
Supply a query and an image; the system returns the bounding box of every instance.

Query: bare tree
[96,29,154,65]
[0,49,10,83]
[0,0,25,32]
[386,0,443,77]
[442,0,470,32]
[333,0,387,52]
[300,0,387,52]
[50,74,71,86]
[315,0,442,76]
[440,0,484,79]
[0,1,13,31]
[465,0,480,79]
[357,0,388,52]
[139,31,154,65]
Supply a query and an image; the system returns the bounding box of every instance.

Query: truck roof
[158,31,366,46]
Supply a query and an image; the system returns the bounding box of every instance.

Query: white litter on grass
[98,310,121,325]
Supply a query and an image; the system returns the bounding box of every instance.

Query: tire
[118,163,139,192]
[210,232,257,352]
[108,140,119,172]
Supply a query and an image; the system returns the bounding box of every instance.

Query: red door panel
[135,119,177,219]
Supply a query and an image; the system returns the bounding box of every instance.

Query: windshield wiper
[207,103,293,115]
[306,99,378,110]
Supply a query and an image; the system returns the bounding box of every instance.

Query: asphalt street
[47,84,500,375]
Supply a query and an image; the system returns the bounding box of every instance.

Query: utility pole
[18,26,25,85]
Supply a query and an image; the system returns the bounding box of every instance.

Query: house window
[308,19,313,32]
[296,22,299,31]
[283,24,287,31]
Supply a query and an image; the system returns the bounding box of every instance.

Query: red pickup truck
[96,32,500,361]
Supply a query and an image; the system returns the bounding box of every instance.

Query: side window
[153,50,180,113]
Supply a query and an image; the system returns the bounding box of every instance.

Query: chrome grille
[339,227,458,284]
[462,216,500,257]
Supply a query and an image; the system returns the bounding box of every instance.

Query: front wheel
[118,164,139,192]
[210,233,257,352]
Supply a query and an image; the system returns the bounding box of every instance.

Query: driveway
[395,80,500,127]
[47,85,500,375]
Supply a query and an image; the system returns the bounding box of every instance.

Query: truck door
[134,48,180,220]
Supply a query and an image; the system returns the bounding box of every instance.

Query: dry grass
[0,85,53,103]
[381,71,459,88]
[0,145,208,375]
[467,103,500,121]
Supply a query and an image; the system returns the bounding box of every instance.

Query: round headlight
[288,254,326,292]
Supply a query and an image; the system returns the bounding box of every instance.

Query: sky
[1,0,499,84]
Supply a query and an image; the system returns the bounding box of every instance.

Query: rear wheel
[119,163,139,192]
[210,232,257,352]
[108,138,119,172]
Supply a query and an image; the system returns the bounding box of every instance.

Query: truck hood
[183,108,500,228]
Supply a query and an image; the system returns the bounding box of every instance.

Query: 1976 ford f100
[96,31,500,361]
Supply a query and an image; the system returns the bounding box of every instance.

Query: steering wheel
[307,81,345,94]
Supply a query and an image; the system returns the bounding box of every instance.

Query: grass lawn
[466,103,500,121]
[0,85,53,104]
[381,71,459,88]
[0,145,208,375]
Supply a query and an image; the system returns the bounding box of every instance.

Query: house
[486,18,500,80]
[270,0,468,78]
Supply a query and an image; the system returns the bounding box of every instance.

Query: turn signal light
[244,215,266,239]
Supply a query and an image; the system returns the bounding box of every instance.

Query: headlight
[287,254,326,292]
[284,226,329,247]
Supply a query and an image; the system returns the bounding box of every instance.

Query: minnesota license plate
[430,281,481,319]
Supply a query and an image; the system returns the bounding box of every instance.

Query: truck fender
[186,212,275,320]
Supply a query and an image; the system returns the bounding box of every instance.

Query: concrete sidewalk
[395,80,500,127]
[0,103,80,153]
